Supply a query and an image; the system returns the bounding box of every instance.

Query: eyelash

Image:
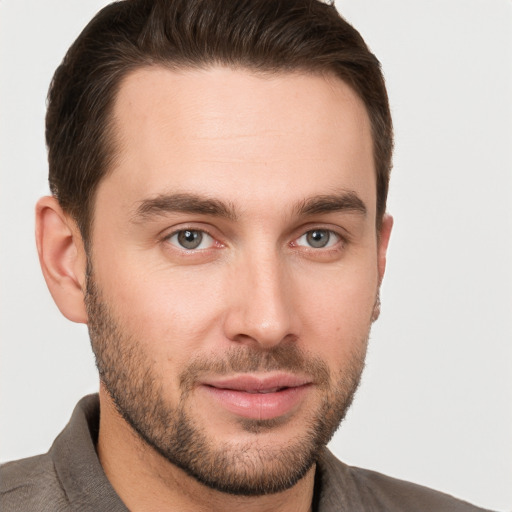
[161,226,346,254]
[293,229,342,250]
[162,227,221,252]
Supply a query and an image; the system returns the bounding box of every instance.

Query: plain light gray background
[1,1,511,511]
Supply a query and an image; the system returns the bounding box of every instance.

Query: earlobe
[35,196,88,323]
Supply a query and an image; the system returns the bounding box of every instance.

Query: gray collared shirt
[1,395,493,511]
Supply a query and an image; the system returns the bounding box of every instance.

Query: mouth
[238,386,289,394]
[199,373,312,421]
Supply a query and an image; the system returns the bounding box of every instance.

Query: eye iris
[177,230,203,249]
[306,230,329,248]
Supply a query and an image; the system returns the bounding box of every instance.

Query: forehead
[103,66,375,218]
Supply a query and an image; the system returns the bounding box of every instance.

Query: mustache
[179,344,331,392]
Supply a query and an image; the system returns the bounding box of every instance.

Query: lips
[200,373,312,421]
[204,373,310,390]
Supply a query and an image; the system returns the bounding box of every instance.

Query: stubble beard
[85,272,369,496]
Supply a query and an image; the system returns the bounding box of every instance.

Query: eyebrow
[132,192,238,222]
[295,191,367,217]
[131,190,366,223]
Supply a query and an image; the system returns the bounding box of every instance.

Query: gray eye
[306,230,331,248]
[176,230,204,249]
[296,229,340,249]
[167,229,215,251]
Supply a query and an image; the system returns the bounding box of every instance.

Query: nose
[223,251,297,349]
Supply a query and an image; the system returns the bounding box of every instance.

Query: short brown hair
[46,0,393,242]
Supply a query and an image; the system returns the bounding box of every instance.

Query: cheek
[294,260,378,357]
[95,253,228,356]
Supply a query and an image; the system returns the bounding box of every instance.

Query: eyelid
[294,232,342,254]
[167,230,214,250]
[290,223,348,246]
[160,224,224,251]
[294,229,341,249]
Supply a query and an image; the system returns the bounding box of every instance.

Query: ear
[372,214,393,322]
[377,213,393,284]
[35,196,88,323]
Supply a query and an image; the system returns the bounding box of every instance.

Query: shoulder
[317,449,494,512]
[1,453,70,512]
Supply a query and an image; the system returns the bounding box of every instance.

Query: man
[0,1,496,511]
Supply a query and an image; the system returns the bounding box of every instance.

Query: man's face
[85,67,388,495]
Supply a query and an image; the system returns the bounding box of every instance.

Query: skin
[36,67,393,512]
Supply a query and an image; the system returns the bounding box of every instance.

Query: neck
[97,388,316,512]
